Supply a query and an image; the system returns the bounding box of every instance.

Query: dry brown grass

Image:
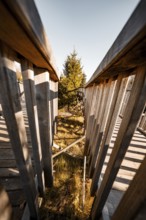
[40,108,93,219]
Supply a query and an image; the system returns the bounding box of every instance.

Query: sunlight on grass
[40,107,93,219]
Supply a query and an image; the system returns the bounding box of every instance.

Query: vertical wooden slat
[54,82,58,134]
[89,79,115,178]
[90,75,129,196]
[35,70,53,187]
[85,83,104,157]
[91,66,146,220]
[111,154,146,220]
[0,43,38,219]
[85,85,99,156]
[21,59,45,196]
[139,112,146,130]
[50,79,54,135]
[84,85,95,155]
[85,85,95,124]
[88,81,109,175]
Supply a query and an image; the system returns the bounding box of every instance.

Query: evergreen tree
[59,50,86,109]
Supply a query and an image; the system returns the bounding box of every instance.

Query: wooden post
[54,82,58,134]
[35,70,53,187]
[0,43,39,219]
[21,59,45,196]
[86,84,104,158]
[82,156,86,210]
[89,79,115,178]
[91,66,146,220]
[90,75,129,196]
[84,85,95,155]
[86,85,100,156]
[50,80,58,135]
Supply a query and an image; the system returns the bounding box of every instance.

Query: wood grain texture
[0,43,39,219]
[86,85,101,156]
[54,82,58,134]
[84,85,96,155]
[91,66,146,219]
[89,80,114,178]
[21,59,45,197]
[35,70,53,187]
[90,75,128,196]
[0,0,59,81]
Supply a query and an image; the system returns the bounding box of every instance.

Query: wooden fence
[84,1,146,219]
[0,0,59,219]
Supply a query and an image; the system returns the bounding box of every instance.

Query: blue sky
[35,0,140,81]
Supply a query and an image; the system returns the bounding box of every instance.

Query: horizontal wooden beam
[0,0,59,81]
[53,136,85,159]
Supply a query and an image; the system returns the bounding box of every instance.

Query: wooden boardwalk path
[102,118,146,219]
[0,98,32,219]
[1,109,145,220]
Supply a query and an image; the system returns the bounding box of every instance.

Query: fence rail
[0,1,58,219]
[85,1,146,219]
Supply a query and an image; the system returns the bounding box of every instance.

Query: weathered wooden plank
[0,160,16,168]
[0,148,33,160]
[85,85,99,156]
[87,85,101,150]
[0,142,12,148]
[84,85,94,122]
[138,112,146,132]
[21,59,45,196]
[0,168,19,177]
[84,85,95,149]
[50,80,58,135]
[90,75,129,196]
[89,80,113,176]
[84,84,100,155]
[139,114,145,127]
[137,127,146,137]
[0,0,59,81]
[53,136,85,159]
[0,43,39,219]
[0,121,10,141]
[35,70,53,187]
[54,82,58,134]
[0,185,12,220]
[87,83,104,158]
[0,178,22,191]
[112,155,146,220]
[0,149,15,160]
[50,80,55,135]
[91,66,146,219]
[89,79,115,178]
